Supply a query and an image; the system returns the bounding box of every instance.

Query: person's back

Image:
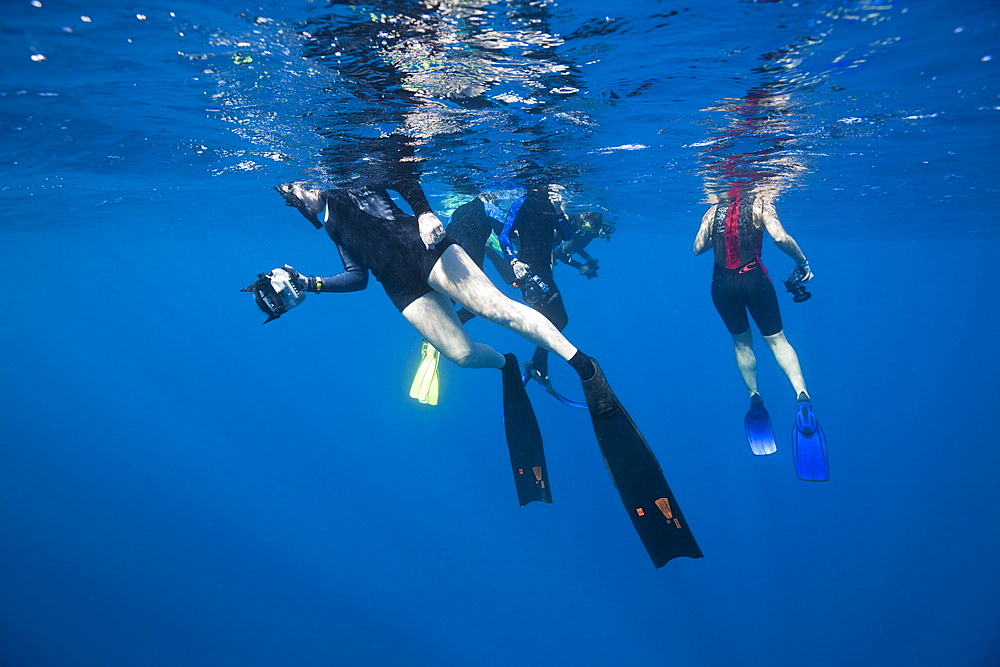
[710,192,765,270]
[510,189,561,269]
[693,188,829,481]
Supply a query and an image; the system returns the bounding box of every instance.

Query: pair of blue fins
[745,392,829,481]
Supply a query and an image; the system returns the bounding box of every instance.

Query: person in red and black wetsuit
[693,185,814,406]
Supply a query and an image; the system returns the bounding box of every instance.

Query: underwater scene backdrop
[2,0,998,665]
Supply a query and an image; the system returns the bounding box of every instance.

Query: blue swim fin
[744,396,777,456]
[792,397,829,481]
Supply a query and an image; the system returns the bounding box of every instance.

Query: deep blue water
[2,1,999,665]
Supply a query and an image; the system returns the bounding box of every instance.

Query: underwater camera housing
[783,271,812,303]
[242,265,307,323]
[519,273,556,305]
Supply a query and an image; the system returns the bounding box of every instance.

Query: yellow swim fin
[409,340,441,405]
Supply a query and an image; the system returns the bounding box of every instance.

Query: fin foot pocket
[744,401,777,456]
[580,359,617,419]
[792,401,829,481]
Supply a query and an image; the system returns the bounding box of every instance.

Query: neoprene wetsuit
[499,188,575,376]
[306,180,456,311]
[709,194,783,336]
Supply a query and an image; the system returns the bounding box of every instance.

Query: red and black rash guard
[711,194,764,271]
[707,193,783,337]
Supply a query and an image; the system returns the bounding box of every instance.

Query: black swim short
[323,190,457,312]
[381,237,456,311]
[710,261,783,336]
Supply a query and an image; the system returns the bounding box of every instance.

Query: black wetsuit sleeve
[388,178,434,217]
[308,243,370,293]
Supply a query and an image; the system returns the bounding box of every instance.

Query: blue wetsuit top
[498,189,574,267]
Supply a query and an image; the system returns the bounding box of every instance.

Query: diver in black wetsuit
[445,193,515,323]
[498,186,575,382]
[554,211,613,279]
[693,186,813,403]
[248,180,703,564]
[265,181,609,403]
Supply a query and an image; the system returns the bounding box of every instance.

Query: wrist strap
[311,276,323,293]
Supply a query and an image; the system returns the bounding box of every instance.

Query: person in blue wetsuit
[498,186,576,382]
[693,186,813,403]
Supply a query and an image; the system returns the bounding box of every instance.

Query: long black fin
[501,354,552,506]
[582,360,703,568]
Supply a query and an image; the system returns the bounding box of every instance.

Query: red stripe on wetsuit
[724,196,742,270]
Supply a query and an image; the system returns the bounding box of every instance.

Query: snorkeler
[554,210,613,279]
[412,187,613,409]
[497,186,576,384]
[409,192,512,405]
[245,179,702,566]
[692,186,828,481]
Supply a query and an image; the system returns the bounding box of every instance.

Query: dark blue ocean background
[2,1,998,665]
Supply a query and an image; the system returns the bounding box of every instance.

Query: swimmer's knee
[731,329,753,346]
[445,346,480,368]
[762,330,787,345]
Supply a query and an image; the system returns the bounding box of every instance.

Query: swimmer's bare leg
[427,245,578,362]
[401,290,505,369]
[762,330,809,398]
[732,329,759,396]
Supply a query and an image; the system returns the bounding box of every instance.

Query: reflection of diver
[693,187,828,481]
[249,180,702,567]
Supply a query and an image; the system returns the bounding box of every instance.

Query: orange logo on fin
[655,497,674,520]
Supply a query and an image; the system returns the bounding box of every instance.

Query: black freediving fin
[581,359,703,567]
[501,353,552,506]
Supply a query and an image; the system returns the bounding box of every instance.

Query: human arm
[390,178,446,249]
[498,196,523,262]
[304,243,370,293]
[499,196,531,279]
[554,204,575,242]
[554,243,599,278]
[693,205,716,255]
[757,198,813,281]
